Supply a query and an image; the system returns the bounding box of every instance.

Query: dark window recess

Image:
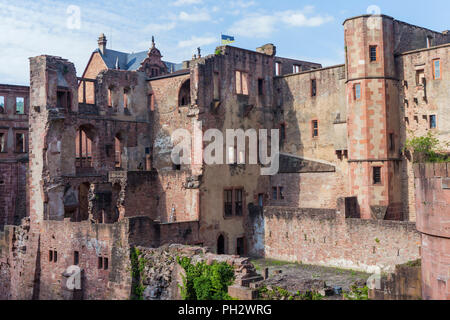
[430,115,437,129]
[98,257,103,269]
[236,237,245,256]
[224,190,233,217]
[258,194,264,207]
[74,251,79,265]
[272,187,278,200]
[370,46,377,62]
[279,187,284,200]
[49,250,53,262]
[389,133,395,151]
[15,133,25,153]
[311,79,317,97]
[280,124,286,143]
[258,79,264,96]
[54,251,58,263]
[373,167,382,184]
[57,90,71,109]
[235,189,243,216]
[103,258,109,270]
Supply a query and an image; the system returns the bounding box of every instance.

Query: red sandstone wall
[414,163,450,300]
[263,205,421,273]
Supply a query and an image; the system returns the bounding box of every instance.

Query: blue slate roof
[96,48,183,72]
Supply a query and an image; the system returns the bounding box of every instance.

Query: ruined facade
[0,14,449,299]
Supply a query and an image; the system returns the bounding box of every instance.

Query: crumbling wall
[262,203,421,273]
[133,244,259,300]
[414,163,450,300]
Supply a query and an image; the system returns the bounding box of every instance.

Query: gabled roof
[95,48,183,72]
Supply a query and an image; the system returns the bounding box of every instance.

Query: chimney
[98,33,107,55]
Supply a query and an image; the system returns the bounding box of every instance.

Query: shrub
[404,131,450,163]
[177,257,235,300]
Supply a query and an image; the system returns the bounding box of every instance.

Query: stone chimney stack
[98,33,107,55]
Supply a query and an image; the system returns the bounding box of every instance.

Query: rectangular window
[123,89,129,108]
[258,79,264,96]
[354,83,361,100]
[57,90,71,109]
[311,79,317,97]
[235,70,248,95]
[272,187,278,200]
[235,189,243,216]
[293,65,301,73]
[373,167,382,184]
[236,237,245,256]
[389,133,395,151]
[312,120,319,138]
[430,115,437,129]
[369,46,378,62]
[148,94,154,111]
[427,36,433,48]
[433,59,441,80]
[224,190,233,217]
[280,123,286,143]
[108,89,113,107]
[0,96,4,113]
[213,72,220,100]
[275,62,282,76]
[416,69,425,85]
[15,133,25,153]
[49,250,53,262]
[98,257,103,269]
[54,251,58,263]
[103,258,109,270]
[74,251,79,265]
[258,194,264,207]
[0,133,4,153]
[16,97,24,114]
[279,187,284,200]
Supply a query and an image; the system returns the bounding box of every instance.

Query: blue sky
[0,0,449,85]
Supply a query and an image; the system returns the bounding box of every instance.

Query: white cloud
[178,36,217,48]
[228,6,333,38]
[228,14,277,38]
[144,22,176,33]
[171,0,203,6]
[179,11,211,22]
[230,0,256,8]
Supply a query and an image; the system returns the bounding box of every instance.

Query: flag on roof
[221,34,235,45]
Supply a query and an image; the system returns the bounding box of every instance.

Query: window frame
[224,187,245,218]
[354,83,362,100]
[429,115,437,129]
[0,96,5,113]
[235,70,249,95]
[15,132,26,153]
[433,59,441,80]
[15,96,25,115]
[311,79,317,97]
[369,45,378,62]
[372,166,382,185]
[0,131,6,153]
[311,119,319,138]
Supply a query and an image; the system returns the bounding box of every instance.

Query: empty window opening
[123,88,130,109]
[427,36,433,48]
[236,237,245,256]
[217,235,225,255]
[148,93,154,111]
[172,163,181,171]
[49,250,53,262]
[311,79,317,97]
[224,190,233,217]
[373,167,382,184]
[369,46,378,62]
[275,62,282,76]
[416,69,425,86]
[293,65,301,73]
[78,183,90,222]
[57,89,71,109]
[258,78,264,96]
[354,83,361,100]
[54,251,58,263]
[103,257,109,270]
[336,150,343,160]
[108,88,113,107]
[235,189,243,216]
[115,135,122,169]
[213,72,220,100]
[0,96,4,113]
[312,120,319,138]
[16,97,24,114]
[433,59,441,80]
[74,251,79,265]
[280,123,286,144]
[430,115,437,129]
[98,257,103,269]
[15,133,25,153]
[279,187,285,200]
[258,194,264,207]
[178,80,191,106]
[389,133,395,151]
[235,70,248,95]
[0,133,5,152]
[75,128,93,168]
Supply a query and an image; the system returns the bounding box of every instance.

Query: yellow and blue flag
[221,34,235,45]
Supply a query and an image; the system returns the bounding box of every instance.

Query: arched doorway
[217,234,225,255]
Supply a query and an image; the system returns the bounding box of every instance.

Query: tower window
[312,120,319,137]
[429,115,437,129]
[311,79,317,97]
[433,59,441,80]
[369,46,378,62]
[354,83,361,100]
[275,62,282,76]
[373,167,382,184]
